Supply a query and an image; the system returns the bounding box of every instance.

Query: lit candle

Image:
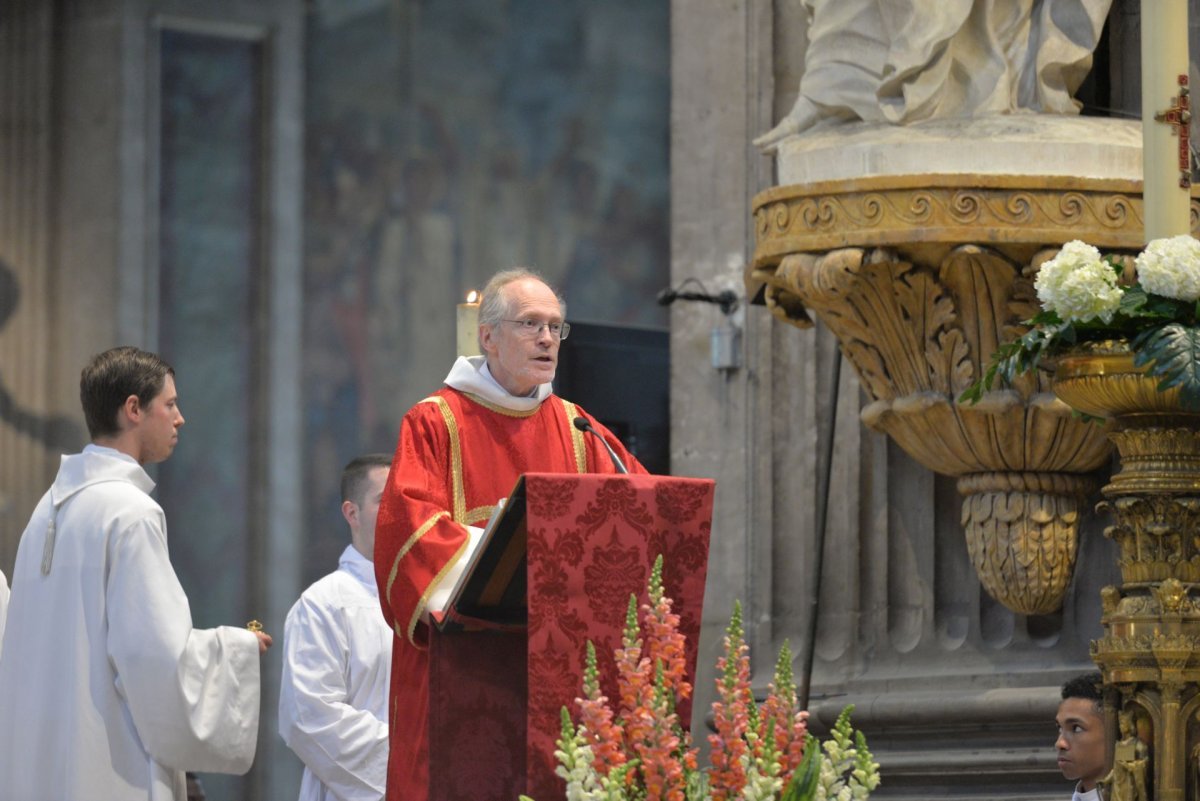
[456,290,480,357]
[1141,0,1191,241]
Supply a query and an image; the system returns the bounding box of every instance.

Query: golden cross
[1154,74,1192,188]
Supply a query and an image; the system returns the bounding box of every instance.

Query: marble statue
[756,0,1113,151]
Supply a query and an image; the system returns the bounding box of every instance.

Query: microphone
[573,416,629,474]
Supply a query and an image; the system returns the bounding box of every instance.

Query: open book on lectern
[428,475,528,631]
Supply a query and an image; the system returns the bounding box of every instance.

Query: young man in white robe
[0,346,272,801]
[279,453,394,801]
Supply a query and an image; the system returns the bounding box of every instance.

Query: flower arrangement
[959,234,1200,410]
[522,556,880,801]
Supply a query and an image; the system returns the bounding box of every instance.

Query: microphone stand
[572,416,629,474]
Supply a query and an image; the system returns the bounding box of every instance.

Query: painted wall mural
[301,0,671,583]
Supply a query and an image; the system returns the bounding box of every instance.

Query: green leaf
[1029,309,1063,327]
[1143,293,1190,320]
[1132,323,1200,410]
[780,733,820,801]
[958,325,1061,404]
[1105,254,1125,281]
[1119,286,1148,315]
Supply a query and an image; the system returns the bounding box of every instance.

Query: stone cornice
[751,175,1200,273]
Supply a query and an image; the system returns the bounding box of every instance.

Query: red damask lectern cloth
[427,473,714,801]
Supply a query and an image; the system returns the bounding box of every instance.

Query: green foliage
[1133,323,1200,410]
[774,641,796,701]
[959,258,1200,409]
[955,242,1200,407]
[685,767,709,801]
[719,601,744,690]
[852,732,881,795]
[622,594,640,648]
[958,320,1063,404]
[584,641,600,697]
[780,734,820,801]
[778,706,881,801]
[648,554,665,605]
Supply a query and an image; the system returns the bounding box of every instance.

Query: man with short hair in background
[280,453,394,801]
[0,346,270,801]
[1056,672,1109,801]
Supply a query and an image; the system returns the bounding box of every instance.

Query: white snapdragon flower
[1135,234,1200,301]
[555,727,603,801]
[1034,240,1123,322]
[738,762,782,801]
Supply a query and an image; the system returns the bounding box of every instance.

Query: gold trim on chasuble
[384,509,449,645]
[560,399,587,473]
[421,396,468,524]
[407,534,470,645]
[462,391,540,418]
[393,393,589,645]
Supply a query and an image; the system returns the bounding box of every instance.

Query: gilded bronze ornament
[1054,343,1200,801]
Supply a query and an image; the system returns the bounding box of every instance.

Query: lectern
[426,472,714,801]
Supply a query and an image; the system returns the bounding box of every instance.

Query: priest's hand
[254,631,273,654]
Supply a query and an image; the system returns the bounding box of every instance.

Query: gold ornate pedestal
[1054,344,1200,801]
[748,174,1157,614]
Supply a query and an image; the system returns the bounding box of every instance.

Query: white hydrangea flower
[1135,234,1200,301]
[1034,240,1123,322]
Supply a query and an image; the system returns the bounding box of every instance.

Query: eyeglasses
[502,319,571,340]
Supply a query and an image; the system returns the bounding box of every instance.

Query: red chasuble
[374,386,644,801]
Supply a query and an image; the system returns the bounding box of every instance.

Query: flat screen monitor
[555,322,669,476]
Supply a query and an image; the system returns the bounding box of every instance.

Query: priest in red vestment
[374,269,646,801]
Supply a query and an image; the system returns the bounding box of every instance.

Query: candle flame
[465,290,479,303]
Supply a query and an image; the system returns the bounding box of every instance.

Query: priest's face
[480,277,564,397]
[1055,697,1107,791]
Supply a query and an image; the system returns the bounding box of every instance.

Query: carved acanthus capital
[757,244,1114,472]
[1104,496,1200,584]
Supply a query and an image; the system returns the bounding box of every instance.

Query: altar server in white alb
[0,346,272,801]
[280,453,394,801]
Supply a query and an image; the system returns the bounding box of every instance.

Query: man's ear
[478,323,497,355]
[341,499,358,529]
[120,394,142,428]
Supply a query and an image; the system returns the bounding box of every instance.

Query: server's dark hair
[80,347,174,439]
[341,453,393,505]
[1061,672,1104,708]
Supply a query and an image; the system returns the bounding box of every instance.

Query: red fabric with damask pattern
[375,387,645,801]
[422,474,713,801]
[523,473,713,799]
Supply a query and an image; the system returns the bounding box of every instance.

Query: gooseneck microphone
[573,416,629,474]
